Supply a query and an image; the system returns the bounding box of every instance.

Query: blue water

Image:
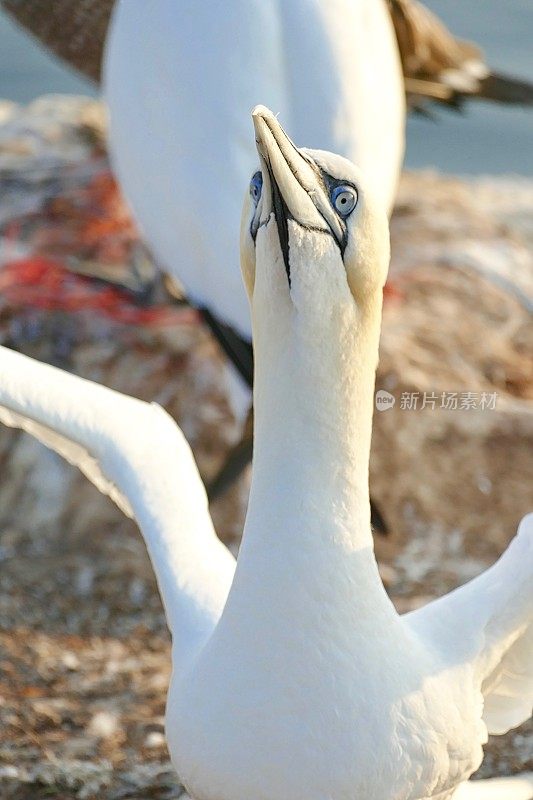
[0,2,531,175]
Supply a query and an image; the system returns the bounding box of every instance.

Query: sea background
[0,0,531,175]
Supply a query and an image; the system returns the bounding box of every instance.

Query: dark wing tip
[476,71,533,107]
[1,0,114,82]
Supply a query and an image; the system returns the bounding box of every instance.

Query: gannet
[0,106,531,800]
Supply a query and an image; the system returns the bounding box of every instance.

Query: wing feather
[389,0,533,109]
[0,405,133,517]
[0,345,235,664]
[406,514,533,735]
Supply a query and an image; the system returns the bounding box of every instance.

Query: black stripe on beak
[268,163,292,287]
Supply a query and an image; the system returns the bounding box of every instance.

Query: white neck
[246,234,382,556]
[249,299,380,552]
[228,225,388,626]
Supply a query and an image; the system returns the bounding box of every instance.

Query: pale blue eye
[331,185,357,216]
[250,171,263,204]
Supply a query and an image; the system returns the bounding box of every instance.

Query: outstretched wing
[406,514,533,735]
[388,0,533,110]
[0,345,236,665]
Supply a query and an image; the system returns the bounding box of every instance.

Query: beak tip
[252,106,274,160]
[251,104,271,119]
[251,105,277,135]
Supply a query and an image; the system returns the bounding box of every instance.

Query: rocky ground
[0,97,531,799]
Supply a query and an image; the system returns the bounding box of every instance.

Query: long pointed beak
[252,105,344,284]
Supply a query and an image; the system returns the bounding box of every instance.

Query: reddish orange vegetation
[0,169,199,327]
[0,255,197,326]
[40,171,138,263]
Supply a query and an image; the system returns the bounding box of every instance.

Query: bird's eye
[331,185,357,216]
[250,171,263,204]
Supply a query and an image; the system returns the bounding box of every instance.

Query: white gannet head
[240,105,390,324]
[239,106,391,525]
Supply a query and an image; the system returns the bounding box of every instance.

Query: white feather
[0,405,133,517]
[407,514,533,736]
[0,345,235,668]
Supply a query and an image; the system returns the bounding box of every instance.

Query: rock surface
[373,172,533,560]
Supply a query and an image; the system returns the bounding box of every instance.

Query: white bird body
[0,108,531,800]
[104,0,405,336]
